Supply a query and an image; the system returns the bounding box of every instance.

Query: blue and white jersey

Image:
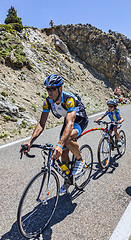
[104,109,121,122]
[42,91,87,119]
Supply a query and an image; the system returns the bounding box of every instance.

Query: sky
[0,0,131,39]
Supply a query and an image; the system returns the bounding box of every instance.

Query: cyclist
[94,99,124,147]
[21,74,88,193]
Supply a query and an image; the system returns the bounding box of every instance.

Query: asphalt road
[0,105,131,240]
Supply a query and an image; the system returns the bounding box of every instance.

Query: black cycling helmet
[107,99,118,106]
[44,74,64,87]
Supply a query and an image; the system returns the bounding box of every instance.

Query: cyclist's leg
[109,124,113,143]
[60,118,82,164]
[64,127,83,161]
[64,116,88,159]
[113,125,120,141]
[60,129,81,165]
[61,148,70,167]
[59,120,73,166]
[65,117,88,175]
[113,124,122,146]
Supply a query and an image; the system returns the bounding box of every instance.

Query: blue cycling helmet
[107,99,118,106]
[44,74,64,87]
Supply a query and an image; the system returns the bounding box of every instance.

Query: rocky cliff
[0,24,131,144]
[45,24,131,87]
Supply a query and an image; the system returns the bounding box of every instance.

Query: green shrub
[42,93,48,98]
[0,24,12,31]
[36,92,40,96]
[1,91,8,97]
[10,23,23,32]
[0,133,8,139]
[4,6,23,32]
[4,115,11,121]
[21,121,27,128]
[32,105,36,112]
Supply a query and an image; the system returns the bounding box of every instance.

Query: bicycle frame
[52,160,69,180]
[77,124,117,150]
[77,127,107,139]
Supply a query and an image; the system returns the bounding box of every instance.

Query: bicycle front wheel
[17,169,59,239]
[75,144,93,190]
[98,137,111,169]
[117,130,126,156]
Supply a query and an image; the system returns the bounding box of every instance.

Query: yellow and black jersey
[43,91,87,119]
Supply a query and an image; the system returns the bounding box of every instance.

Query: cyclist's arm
[117,114,124,124]
[21,112,49,152]
[94,114,105,123]
[52,111,76,159]
[59,111,76,146]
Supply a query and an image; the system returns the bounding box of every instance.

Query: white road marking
[89,111,105,118]
[0,136,31,149]
[109,201,131,240]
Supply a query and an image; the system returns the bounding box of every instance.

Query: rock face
[0,23,131,144]
[45,24,131,86]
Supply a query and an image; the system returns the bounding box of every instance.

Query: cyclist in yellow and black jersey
[22,74,88,193]
[43,90,87,119]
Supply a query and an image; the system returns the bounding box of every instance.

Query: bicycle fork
[36,151,52,205]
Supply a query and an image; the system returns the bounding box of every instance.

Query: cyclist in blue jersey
[94,99,124,147]
[22,74,88,193]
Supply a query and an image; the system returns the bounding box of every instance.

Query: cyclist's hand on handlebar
[51,145,63,160]
[94,120,101,124]
[20,141,31,154]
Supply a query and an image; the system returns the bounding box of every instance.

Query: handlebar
[20,143,54,159]
[94,120,118,126]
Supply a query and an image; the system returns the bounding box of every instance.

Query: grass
[1,91,8,97]
[0,133,8,139]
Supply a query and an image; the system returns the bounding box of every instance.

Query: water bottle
[57,160,70,175]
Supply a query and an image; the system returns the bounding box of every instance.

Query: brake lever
[97,120,101,125]
[20,144,35,159]
[20,151,23,159]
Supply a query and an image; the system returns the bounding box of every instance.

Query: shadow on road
[125,186,131,196]
[91,153,122,180]
[1,191,78,240]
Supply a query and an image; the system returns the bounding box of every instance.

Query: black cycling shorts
[60,115,89,138]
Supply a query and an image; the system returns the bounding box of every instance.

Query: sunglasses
[108,105,114,108]
[46,87,57,92]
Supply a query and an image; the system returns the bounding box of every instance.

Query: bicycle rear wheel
[75,144,93,190]
[98,137,111,169]
[117,130,126,156]
[17,169,59,239]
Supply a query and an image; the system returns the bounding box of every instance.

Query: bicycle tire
[98,137,111,169]
[17,169,59,239]
[117,130,126,156]
[74,144,93,190]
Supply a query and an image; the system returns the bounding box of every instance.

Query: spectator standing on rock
[49,20,54,27]
[114,85,123,103]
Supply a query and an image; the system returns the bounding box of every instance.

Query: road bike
[17,140,93,239]
[95,120,126,169]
